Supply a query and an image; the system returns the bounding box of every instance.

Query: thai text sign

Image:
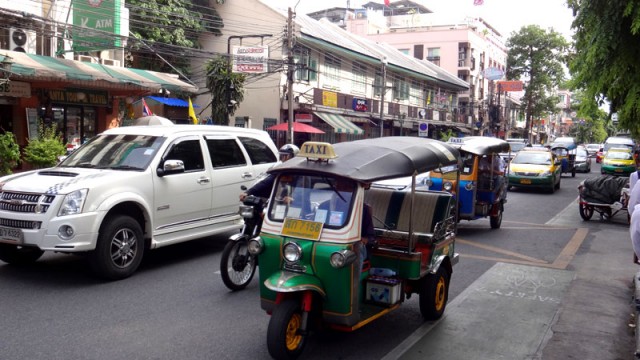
[352,98,368,112]
[322,91,338,107]
[232,46,269,74]
[72,0,122,51]
[497,81,523,92]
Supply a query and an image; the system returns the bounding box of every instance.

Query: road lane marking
[457,227,589,270]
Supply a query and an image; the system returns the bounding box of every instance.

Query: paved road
[1,163,633,359]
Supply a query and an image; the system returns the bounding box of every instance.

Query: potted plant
[23,122,66,169]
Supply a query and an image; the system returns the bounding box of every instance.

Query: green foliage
[506,25,569,141]
[439,129,455,142]
[0,132,21,175]
[568,0,640,138]
[23,123,66,169]
[125,0,224,75]
[205,56,246,125]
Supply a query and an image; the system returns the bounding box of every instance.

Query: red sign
[497,81,523,92]
[295,113,312,123]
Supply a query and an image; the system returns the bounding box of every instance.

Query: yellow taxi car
[507,148,562,193]
[601,148,636,176]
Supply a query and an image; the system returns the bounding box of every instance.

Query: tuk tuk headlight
[247,236,264,255]
[464,182,474,191]
[330,249,357,268]
[238,205,254,218]
[283,242,302,263]
[443,181,453,191]
[425,179,433,187]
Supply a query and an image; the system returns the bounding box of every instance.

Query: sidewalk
[383,208,637,359]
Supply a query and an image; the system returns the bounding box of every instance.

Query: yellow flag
[188,97,198,124]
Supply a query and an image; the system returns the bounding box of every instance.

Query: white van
[604,136,636,153]
[0,125,279,280]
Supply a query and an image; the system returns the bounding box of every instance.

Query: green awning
[314,112,364,135]
[0,50,197,93]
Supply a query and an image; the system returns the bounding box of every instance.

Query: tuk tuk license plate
[281,218,324,241]
[0,226,23,243]
[520,179,532,184]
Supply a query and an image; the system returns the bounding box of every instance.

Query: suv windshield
[59,134,165,170]
[509,142,527,152]
[268,174,355,228]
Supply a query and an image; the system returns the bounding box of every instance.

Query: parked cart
[578,175,629,223]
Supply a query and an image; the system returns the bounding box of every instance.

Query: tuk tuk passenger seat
[364,187,453,248]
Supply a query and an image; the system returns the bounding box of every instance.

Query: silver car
[574,148,592,172]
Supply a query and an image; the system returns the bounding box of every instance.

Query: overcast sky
[262,0,575,40]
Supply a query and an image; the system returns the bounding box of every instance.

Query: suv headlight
[58,189,88,216]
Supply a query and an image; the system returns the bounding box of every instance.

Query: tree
[0,132,21,175]
[568,89,609,143]
[568,0,640,138]
[506,25,569,143]
[126,0,224,76]
[205,56,246,125]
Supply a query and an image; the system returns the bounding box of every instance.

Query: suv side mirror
[157,159,185,177]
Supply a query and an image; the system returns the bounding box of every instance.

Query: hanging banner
[497,80,523,92]
[232,45,269,74]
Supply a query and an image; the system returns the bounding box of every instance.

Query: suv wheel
[89,215,144,280]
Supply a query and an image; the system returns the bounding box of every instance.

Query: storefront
[0,50,197,160]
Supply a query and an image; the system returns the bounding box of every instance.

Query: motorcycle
[219,190,266,290]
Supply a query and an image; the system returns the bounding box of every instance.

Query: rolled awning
[314,112,364,135]
[0,50,197,93]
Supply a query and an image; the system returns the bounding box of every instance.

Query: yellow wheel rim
[285,313,302,351]
[435,276,446,311]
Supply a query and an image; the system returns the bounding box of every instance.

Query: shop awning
[147,96,200,107]
[314,112,364,135]
[0,50,197,93]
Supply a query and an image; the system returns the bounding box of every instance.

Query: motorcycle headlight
[238,205,254,218]
[247,236,264,255]
[330,249,357,268]
[283,242,302,263]
[443,181,453,191]
[58,189,88,216]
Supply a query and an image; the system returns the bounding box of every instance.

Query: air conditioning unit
[9,28,36,54]
[74,55,97,63]
[100,59,120,67]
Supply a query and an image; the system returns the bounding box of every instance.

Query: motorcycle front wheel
[220,240,257,291]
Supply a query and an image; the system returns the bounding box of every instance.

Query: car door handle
[241,172,253,179]
[197,177,210,184]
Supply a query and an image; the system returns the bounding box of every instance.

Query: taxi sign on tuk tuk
[298,141,338,160]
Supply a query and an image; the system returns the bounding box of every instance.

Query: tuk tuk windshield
[268,174,356,228]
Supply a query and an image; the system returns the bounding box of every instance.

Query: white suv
[0,125,279,280]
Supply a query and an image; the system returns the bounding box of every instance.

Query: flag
[142,98,153,116]
[384,0,390,6]
[473,0,484,5]
[188,97,198,125]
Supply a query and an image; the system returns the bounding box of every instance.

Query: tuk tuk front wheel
[267,299,308,360]
[420,266,450,321]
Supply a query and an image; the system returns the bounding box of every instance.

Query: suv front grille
[0,218,41,229]
[0,192,56,214]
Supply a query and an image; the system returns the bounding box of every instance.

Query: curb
[634,271,640,358]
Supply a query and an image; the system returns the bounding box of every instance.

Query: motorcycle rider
[239,144,300,201]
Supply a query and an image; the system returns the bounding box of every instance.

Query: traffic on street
[0,158,635,360]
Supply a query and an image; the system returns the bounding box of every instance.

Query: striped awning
[314,112,364,135]
[0,50,197,93]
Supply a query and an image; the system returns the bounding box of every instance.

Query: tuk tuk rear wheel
[267,299,307,360]
[420,266,450,321]
[490,207,503,229]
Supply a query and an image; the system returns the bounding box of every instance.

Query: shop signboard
[0,81,31,98]
[72,0,122,51]
[232,45,269,74]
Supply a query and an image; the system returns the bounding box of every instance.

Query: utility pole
[287,7,295,145]
[379,58,387,137]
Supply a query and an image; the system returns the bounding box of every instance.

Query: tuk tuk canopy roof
[269,137,460,183]
[447,136,510,155]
